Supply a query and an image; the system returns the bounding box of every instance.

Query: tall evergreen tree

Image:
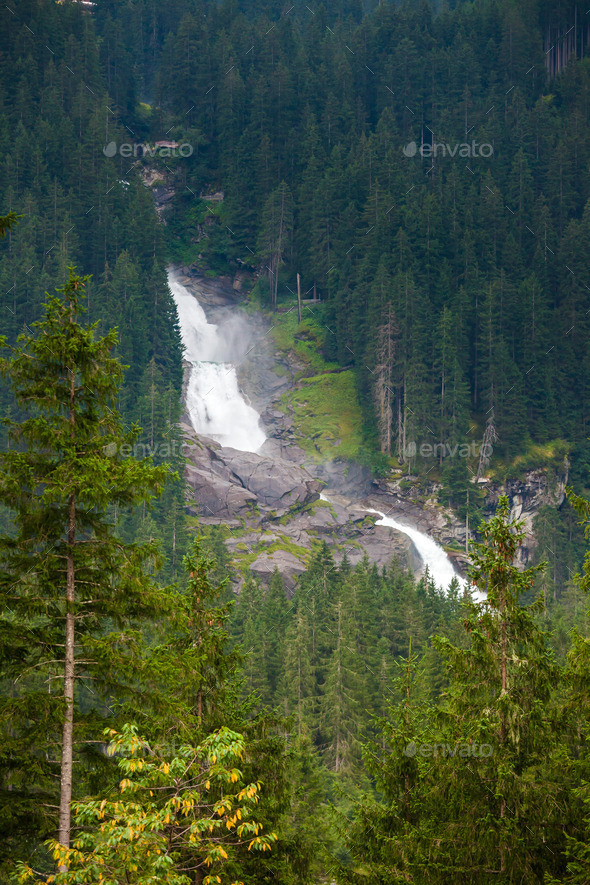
[0,269,171,864]
[344,496,570,883]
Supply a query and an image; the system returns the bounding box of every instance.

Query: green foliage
[354,447,391,478]
[343,497,572,883]
[6,1,590,881]
[270,311,338,375]
[0,213,21,239]
[281,372,364,461]
[0,269,175,872]
[141,0,590,479]
[15,723,276,885]
[231,544,464,789]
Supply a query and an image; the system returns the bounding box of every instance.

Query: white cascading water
[169,273,266,452]
[365,508,465,592]
[320,493,469,594]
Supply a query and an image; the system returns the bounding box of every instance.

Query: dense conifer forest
[4,0,590,882]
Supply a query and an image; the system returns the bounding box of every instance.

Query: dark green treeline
[0,0,186,577]
[4,0,590,578]
[119,0,590,462]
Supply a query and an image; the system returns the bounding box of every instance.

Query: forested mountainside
[0,0,187,579]
[4,0,590,481]
[153,0,590,465]
[4,0,590,882]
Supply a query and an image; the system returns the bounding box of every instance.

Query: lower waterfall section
[172,274,475,594]
[365,507,466,592]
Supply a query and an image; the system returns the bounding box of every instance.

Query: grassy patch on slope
[494,439,570,481]
[282,370,363,460]
[264,303,363,461]
[270,310,340,376]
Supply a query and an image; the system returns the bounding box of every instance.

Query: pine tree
[0,269,171,863]
[173,539,240,730]
[279,605,314,738]
[550,485,590,883]
[345,496,570,883]
[232,576,270,702]
[339,646,437,885]
[261,570,289,701]
[319,597,364,776]
[424,496,568,881]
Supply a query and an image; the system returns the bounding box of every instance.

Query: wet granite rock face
[182,424,322,520]
[371,461,569,571]
[248,550,308,594]
[181,423,417,589]
[184,463,258,519]
[483,468,568,565]
[219,449,323,512]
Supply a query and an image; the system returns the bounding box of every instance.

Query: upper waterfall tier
[169,272,266,453]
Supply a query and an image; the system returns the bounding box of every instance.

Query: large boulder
[249,550,308,594]
[220,449,322,512]
[183,427,322,520]
[185,464,257,518]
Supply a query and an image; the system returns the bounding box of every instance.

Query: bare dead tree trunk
[273,188,286,307]
[476,418,498,480]
[374,305,396,455]
[397,393,403,462]
[402,375,407,462]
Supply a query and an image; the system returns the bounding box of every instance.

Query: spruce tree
[549,486,590,883]
[426,497,568,881]
[0,269,171,862]
[344,496,569,883]
[279,605,314,738]
[171,538,240,733]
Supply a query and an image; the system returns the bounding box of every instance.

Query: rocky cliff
[175,270,566,589]
[371,463,569,571]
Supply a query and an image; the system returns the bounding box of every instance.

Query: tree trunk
[375,307,396,455]
[58,490,76,859]
[58,350,76,861]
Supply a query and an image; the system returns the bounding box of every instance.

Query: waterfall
[365,508,465,592]
[169,272,266,453]
[320,493,471,594]
[367,508,485,599]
